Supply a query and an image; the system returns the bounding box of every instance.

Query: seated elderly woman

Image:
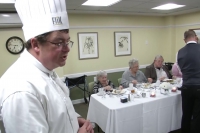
[121,58,147,88]
[93,70,117,94]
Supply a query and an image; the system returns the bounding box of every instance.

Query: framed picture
[78,32,99,60]
[114,31,132,56]
[191,28,200,43]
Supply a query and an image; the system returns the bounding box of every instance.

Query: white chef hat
[15,0,69,41]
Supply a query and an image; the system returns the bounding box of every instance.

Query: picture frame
[190,28,200,43]
[114,31,132,56]
[78,32,99,60]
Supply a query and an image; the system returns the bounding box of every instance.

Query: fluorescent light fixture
[0,0,15,3]
[82,0,121,6]
[2,14,10,17]
[152,3,185,10]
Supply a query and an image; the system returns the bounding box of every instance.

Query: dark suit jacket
[145,63,172,83]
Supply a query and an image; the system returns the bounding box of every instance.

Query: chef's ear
[30,38,40,53]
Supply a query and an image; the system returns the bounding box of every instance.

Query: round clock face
[6,36,25,54]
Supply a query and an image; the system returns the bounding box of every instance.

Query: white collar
[155,67,163,71]
[186,41,197,44]
[20,49,55,77]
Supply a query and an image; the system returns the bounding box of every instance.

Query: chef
[0,0,93,133]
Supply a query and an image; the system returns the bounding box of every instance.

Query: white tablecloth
[87,89,182,133]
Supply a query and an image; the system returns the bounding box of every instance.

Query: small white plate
[112,89,126,95]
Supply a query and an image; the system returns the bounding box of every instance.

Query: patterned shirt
[93,80,115,94]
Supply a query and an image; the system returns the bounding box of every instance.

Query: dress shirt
[155,68,168,80]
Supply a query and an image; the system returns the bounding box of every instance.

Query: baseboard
[72,97,89,104]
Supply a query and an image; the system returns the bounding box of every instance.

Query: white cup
[129,83,133,90]
[99,88,104,95]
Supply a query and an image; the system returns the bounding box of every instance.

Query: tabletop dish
[112,89,126,95]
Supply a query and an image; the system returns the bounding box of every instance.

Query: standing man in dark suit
[178,30,200,133]
[145,55,172,83]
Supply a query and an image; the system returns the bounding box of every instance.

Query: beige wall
[0,28,23,76]
[175,12,200,57]
[0,12,200,77]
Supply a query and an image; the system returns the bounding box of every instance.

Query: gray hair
[96,70,107,79]
[154,55,163,60]
[129,58,139,68]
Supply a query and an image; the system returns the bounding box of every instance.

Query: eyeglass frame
[46,40,74,48]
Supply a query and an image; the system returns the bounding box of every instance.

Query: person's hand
[78,117,86,127]
[119,85,123,89]
[78,120,94,133]
[101,81,108,87]
[159,77,166,81]
[106,80,109,86]
[132,80,138,85]
[172,76,176,79]
[148,78,153,83]
[104,86,112,91]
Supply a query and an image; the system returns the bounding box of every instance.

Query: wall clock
[6,36,25,54]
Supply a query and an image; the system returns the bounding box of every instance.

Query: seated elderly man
[121,59,147,88]
[93,70,116,93]
[145,55,172,83]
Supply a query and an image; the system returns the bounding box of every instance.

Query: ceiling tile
[109,1,144,8]
[0,0,199,16]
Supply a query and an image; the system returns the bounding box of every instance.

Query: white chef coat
[0,49,79,133]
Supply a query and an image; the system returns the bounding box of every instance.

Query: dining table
[87,85,182,133]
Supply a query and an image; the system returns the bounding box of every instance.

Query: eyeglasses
[46,40,74,48]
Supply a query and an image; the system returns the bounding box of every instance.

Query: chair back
[164,62,174,71]
[64,75,89,103]
[88,81,95,102]
[88,82,94,94]
[65,75,87,89]
[118,78,122,86]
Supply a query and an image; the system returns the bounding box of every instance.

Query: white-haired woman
[93,70,118,93]
[121,58,147,88]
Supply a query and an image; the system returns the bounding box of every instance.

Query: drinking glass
[99,88,106,98]
[136,82,142,90]
[115,87,120,97]
[102,90,106,98]
[130,88,135,99]
[109,89,113,97]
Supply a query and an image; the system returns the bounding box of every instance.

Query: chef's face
[38,30,71,70]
